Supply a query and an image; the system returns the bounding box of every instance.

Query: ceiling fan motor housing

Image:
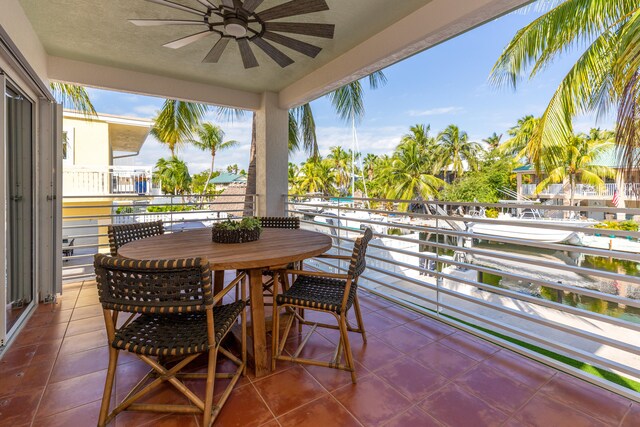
[223,14,249,38]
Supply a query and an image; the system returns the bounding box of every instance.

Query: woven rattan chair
[271,228,373,383]
[107,220,165,256]
[94,254,246,427]
[258,216,300,292]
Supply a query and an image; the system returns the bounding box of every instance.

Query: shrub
[213,217,261,231]
[593,220,639,232]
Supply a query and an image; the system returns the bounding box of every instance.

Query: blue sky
[88,3,613,174]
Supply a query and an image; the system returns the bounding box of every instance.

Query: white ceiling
[20,0,430,93]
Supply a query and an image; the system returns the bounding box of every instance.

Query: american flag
[612,190,620,208]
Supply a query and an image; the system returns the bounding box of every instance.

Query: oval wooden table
[118,227,332,378]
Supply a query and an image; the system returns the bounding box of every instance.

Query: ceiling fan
[130,0,335,68]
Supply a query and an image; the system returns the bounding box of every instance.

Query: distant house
[209,172,247,189]
[513,148,638,218]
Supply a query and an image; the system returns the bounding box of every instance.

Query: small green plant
[146,205,197,213]
[387,228,402,236]
[213,217,262,232]
[485,208,499,218]
[593,220,639,232]
[116,206,134,214]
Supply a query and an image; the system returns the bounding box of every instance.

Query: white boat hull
[468,221,586,244]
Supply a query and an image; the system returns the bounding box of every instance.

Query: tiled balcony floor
[1,279,638,427]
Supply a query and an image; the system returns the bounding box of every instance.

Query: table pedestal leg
[249,268,269,378]
[214,270,225,296]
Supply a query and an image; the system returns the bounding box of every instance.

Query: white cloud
[408,106,463,117]
[131,105,160,118]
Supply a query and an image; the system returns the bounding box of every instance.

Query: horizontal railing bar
[63,194,258,199]
[310,259,640,379]
[63,208,248,221]
[287,204,640,239]
[303,218,640,286]
[62,264,94,271]
[287,194,640,215]
[62,216,240,230]
[299,210,640,261]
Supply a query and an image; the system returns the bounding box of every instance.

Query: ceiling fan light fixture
[224,17,247,38]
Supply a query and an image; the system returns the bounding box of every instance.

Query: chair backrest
[259,216,300,229]
[108,220,165,256]
[94,254,213,314]
[348,228,373,279]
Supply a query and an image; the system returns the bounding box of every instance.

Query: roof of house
[209,183,249,217]
[209,173,247,185]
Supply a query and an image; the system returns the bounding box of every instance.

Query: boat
[466,208,596,244]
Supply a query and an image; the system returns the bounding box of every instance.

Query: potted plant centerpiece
[211,217,262,243]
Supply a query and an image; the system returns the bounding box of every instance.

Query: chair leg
[202,348,218,427]
[271,291,279,372]
[353,294,367,343]
[338,315,357,384]
[98,346,119,427]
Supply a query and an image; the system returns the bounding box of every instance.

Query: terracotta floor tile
[114,409,174,427]
[58,329,108,355]
[22,311,57,329]
[358,296,393,312]
[253,366,326,416]
[0,386,45,425]
[359,311,402,334]
[420,382,508,427]
[141,414,200,426]
[437,332,500,362]
[482,349,555,389]
[37,369,108,418]
[539,373,631,425]
[10,322,67,348]
[70,304,103,321]
[0,360,54,395]
[384,405,443,427]
[215,384,276,427]
[332,375,411,426]
[31,339,64,365]
[65,315,105,337]
[622,404,640,427]
[277,394,360,427]
[349,335,404,371]
[0,344,37,369]
[34,399,101,427]
[75,294,101,308]
[375,356,448,403]
[50,345,112,383]
[378,304,423,324]
[303,361,369,392]
[374,325,434,354]
[454,363,537,414]
[515,393,605,427]
[403,316,457,340]
[412,342,477,379]
[282,328,336,360]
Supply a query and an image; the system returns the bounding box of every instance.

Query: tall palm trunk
[244,113,257,216]
[202,150,215,196]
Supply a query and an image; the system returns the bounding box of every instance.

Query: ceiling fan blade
[242,0,264,13]
[264,22,334,38]
[262,31,321,58]
[129,19,206,26]
[238,38,259,68]
[145,0,205,17]
[252,37,294,68]
[220,0,234,7]
[194,0,217,8]
[163,30,214,49]
[258,0,329,21]
[202,37,231,62]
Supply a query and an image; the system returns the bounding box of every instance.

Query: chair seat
[113,301,245,356]
[276,275,356,314]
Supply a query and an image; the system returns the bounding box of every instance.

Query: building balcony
[521,183,640,199]
[63,166,157,197]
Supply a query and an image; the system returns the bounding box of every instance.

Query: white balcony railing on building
[63,166,155,196]
[522,182,640,198]
[286,195,640,401]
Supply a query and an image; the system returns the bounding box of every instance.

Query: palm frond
[50,82,97,117]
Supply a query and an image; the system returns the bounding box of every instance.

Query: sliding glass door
[1,76,35,338]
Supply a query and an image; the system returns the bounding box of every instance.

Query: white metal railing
[286,194,640,401]
[61,193,257,283]
[523,182,640,198]
[63,166,155,196]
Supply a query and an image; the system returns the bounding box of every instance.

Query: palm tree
[384,139,444,206]
[489,1,640,178]
[483,132,503,150]
[499,115,540,161]
[151,100,208,156]
[401,124,436,151]
[189,122,238,195]
[363,153,378,181]
[50,82,97,117]
[536,132,615,207]
[327,146,352,195]
[154,156,191,195]
[297,158,336,196]
[435,124,482,180]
